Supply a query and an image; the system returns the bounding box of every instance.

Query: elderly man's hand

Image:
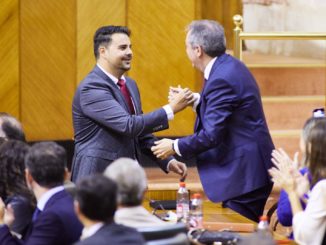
[151,138,175,159]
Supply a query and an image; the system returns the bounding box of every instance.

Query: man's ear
[25,169,33,188]
[74,200,81,215]
[194,45,203,58]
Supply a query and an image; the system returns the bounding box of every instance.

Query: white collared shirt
[80,222,104,240]
[96,63,173,120]
[37,186,65,211]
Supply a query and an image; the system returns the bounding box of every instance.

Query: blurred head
[185,20,226,69]
[94,26,132,75]
[0,140,30,199]
[104,158,147,207]
[304,118,326,185]
[300,108,325,154]
[0,113,25,142]
[25,142,66,189]
[74,175,117,223]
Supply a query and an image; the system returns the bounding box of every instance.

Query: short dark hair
[25,142,66,188]
[93,25,131,59]
[0,113,25,142]
[75,175,117,222]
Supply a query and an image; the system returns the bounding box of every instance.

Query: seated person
[104,158,169,227]
[0,142,83,245]
[277,109,324,236]
[73,175,145,245]
[270,118,326,245]
[0,140,35,239]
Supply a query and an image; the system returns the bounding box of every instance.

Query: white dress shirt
[80,222,104,240]
[293,179,326,245]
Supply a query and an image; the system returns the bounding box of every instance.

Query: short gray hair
[186,20,226,57]
[104,158,147,206]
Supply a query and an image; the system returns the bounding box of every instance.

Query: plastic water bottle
[257,215,273,240]
[257,215,270,233]
[189,193,203,228]
[176,182,189,223]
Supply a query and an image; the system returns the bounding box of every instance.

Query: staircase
[244,51,326,157]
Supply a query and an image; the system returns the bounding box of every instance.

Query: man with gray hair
[104,158,167,228]
[152,20,274,222]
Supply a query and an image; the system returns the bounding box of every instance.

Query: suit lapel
[93,66,132,113]
[194,54,228,132]
[125,79,139,115]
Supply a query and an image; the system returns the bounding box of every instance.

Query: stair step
[251,67,325,96]
[262,96,325,130]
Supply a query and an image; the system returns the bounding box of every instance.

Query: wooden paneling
[201,0,242,50]
[128,0,197,136]
[77,0,126,82]
[20,0,76,140]
[0,0,19,118]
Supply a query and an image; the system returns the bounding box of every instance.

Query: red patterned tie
[117,79,135,114]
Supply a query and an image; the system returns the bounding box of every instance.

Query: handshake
[168,86,196,114]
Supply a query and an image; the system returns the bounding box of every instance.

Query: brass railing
[233,15,326,66]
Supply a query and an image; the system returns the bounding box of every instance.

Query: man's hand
[168,87,194,114]
[0,198,15,227]
[151,138,175,159]
[168,159,187,182]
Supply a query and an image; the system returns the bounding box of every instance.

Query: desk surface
[143,200,256,233]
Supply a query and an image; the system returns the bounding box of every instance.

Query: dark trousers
[222,183,273,222]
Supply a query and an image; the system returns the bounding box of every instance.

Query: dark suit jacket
[74,222,145,245]
[0,190,83,245]
[71,65,171,182]
[178,54,274,202]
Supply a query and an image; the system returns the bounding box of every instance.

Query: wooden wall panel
[0,0,19,118]
[128,0,197,136]
[77,0,126,82]
[20,0,76,141]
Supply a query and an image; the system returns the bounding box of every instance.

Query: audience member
[73,174,145,245]
[0,113,25,142]
[269,119,326,245]
[277,110,325,235]
[104,158,168,228]
[0,140,34,238]
[0,142,83,245]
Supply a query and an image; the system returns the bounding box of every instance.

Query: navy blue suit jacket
[71,66,172,182]
[0,190,83,245]
[178,54,274,202]
[74,222,145,245]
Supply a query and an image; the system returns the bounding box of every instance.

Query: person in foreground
[104,158,168,228]
[152,20,274,222]
[0,142,83,245]
[269,119,326,245]
[71,25,191,183]
[73,174,145,245]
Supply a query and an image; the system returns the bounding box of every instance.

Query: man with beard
[71,26,192,182]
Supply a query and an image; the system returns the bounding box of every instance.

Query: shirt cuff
[163,105,174,120]
[174,139,182,156]
[192,93,201,111]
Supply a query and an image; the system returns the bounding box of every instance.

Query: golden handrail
[232,15,326,60]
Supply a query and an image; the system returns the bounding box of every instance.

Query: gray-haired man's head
[104,158,147,207]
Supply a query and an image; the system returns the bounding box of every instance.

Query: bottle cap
[179,182,186,187]
[193,193,201,199]
[259,215,268,221]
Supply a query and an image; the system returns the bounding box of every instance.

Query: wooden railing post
[233,15,243,60]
